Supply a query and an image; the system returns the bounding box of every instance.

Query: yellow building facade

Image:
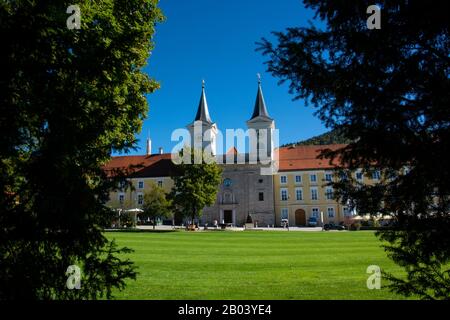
[104,153,176,218]
[273,170,350,226]
[108,176,174,210]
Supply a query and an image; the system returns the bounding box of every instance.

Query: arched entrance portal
[295,209,306,226]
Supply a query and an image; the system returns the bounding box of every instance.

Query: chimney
[158,147,163,154]
[146,138,152,156]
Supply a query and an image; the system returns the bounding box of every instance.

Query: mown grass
[106,230,410,300]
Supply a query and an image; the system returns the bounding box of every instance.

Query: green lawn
[107,230,409,300]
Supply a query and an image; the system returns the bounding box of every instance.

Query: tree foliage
[259,0,450,299]
[0,0,163,299]
[170,148,222,225]
[142,182,172,229]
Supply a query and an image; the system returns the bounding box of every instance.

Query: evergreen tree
[259,0,450,299]
[0,0,164,299]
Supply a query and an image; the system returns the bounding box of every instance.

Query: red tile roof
[226,147,238,155]
[103,144,347,177]
[103,153,176,178]
[277,144,346,171]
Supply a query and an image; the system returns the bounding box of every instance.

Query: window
[118,194,124,204]
[372,170,381,180]
[119,180,127,191]
[295,188,303,201]
[310,187,318,200]
[325,173,333,182]
[281,189,288,201]
[157,180,163,187]
[340,172,348,181]
[343,207,351,217]
[327,207,335,218]
[138,181,144,189]
[280,175,287,184]
[137,194,143,205]
[325,187,334,200]
[295,175,302,184]
[281,208,289,220]
[258,192,264,201]
[312,208,319,218]
[356,171,363,181]
[258,179,263,183]
[310,174,317,183]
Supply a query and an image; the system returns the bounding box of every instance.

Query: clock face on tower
[223,178,232,187]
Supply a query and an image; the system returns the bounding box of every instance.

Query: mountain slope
[282,129,352,147]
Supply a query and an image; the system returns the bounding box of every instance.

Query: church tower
[246,75,275,162]
[187,80,218,155]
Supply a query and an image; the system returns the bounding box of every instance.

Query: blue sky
[119,0,328,155]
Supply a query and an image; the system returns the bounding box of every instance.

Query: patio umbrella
[124,208,143,213]
[124,208,144,227]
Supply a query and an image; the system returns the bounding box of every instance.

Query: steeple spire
[249,74,272,120]
[194,80,212,124]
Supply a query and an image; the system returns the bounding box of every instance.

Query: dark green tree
[142,182,172,230]
[0,1,164,299]
[259,0,450,299]
[170,148,222,227]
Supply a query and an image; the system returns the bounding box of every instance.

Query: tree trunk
[191,205,196,230]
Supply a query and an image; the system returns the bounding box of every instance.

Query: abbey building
[105,81,370,227]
